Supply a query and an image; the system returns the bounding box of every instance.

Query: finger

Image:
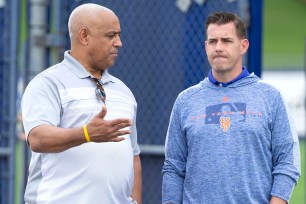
[112,130,131,138]
[112,137,125,142]
[110,118,132,127]
[112,123,132,132]
[97,105,107,119]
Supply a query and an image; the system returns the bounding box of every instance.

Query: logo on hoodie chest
[190,96,263,132]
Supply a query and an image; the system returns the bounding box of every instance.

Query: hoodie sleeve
[270,92,301,202]
[162,96,187,204]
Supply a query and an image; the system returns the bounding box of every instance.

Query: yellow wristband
[83,125,90,142]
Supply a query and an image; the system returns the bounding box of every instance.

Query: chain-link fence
[0,0,260,203]
[0,0,18,203]
[61,0,244,145]
[0,2,8,204]
[57,1,249,203]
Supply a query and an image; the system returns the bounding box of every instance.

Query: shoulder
[175,81,205,105]
[107,74,137,102]
[28,63,65,85]
[254,78,282,97]
[23,63,68,100]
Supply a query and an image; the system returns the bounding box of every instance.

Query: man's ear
[241,39,249,55]
[79,27,89,45]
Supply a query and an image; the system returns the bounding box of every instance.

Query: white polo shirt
[22,51,140,204]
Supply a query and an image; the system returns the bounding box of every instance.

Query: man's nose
[215,41,223,51]
[114,36,122,47]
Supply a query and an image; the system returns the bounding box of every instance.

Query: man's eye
[106,32,120,39]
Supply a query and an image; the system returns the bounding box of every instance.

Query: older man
[22,3,142,204]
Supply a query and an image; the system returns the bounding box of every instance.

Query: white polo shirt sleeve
[21,72,61,140]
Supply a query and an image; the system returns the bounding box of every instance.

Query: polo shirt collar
[208,66,250,87]
[63,50,114,83]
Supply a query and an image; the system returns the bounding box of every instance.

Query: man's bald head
[68,3,116,41]
[67,3,122,76]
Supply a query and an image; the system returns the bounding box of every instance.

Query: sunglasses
[92,77,106,102]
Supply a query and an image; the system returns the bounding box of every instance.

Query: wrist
[82,125,91,142]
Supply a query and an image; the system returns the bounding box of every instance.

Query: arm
[270,93,300,202]
[131,155,142,204]
[162,98,187,204]
[22,76,132,153]
[28,106,132,153]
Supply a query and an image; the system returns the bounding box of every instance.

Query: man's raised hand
[86,106,132,142]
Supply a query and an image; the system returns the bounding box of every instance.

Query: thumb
[97,105,107,119]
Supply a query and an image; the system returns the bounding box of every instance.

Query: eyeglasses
[92,78,106,102]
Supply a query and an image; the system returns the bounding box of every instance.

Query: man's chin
[213,66,226,71]
[103,61,115,69]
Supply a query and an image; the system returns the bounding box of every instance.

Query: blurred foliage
[263,0,306,69]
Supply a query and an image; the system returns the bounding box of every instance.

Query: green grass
[290,139,305,204]
[263,0,306,69]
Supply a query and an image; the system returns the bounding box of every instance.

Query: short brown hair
[205,12,246,39]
